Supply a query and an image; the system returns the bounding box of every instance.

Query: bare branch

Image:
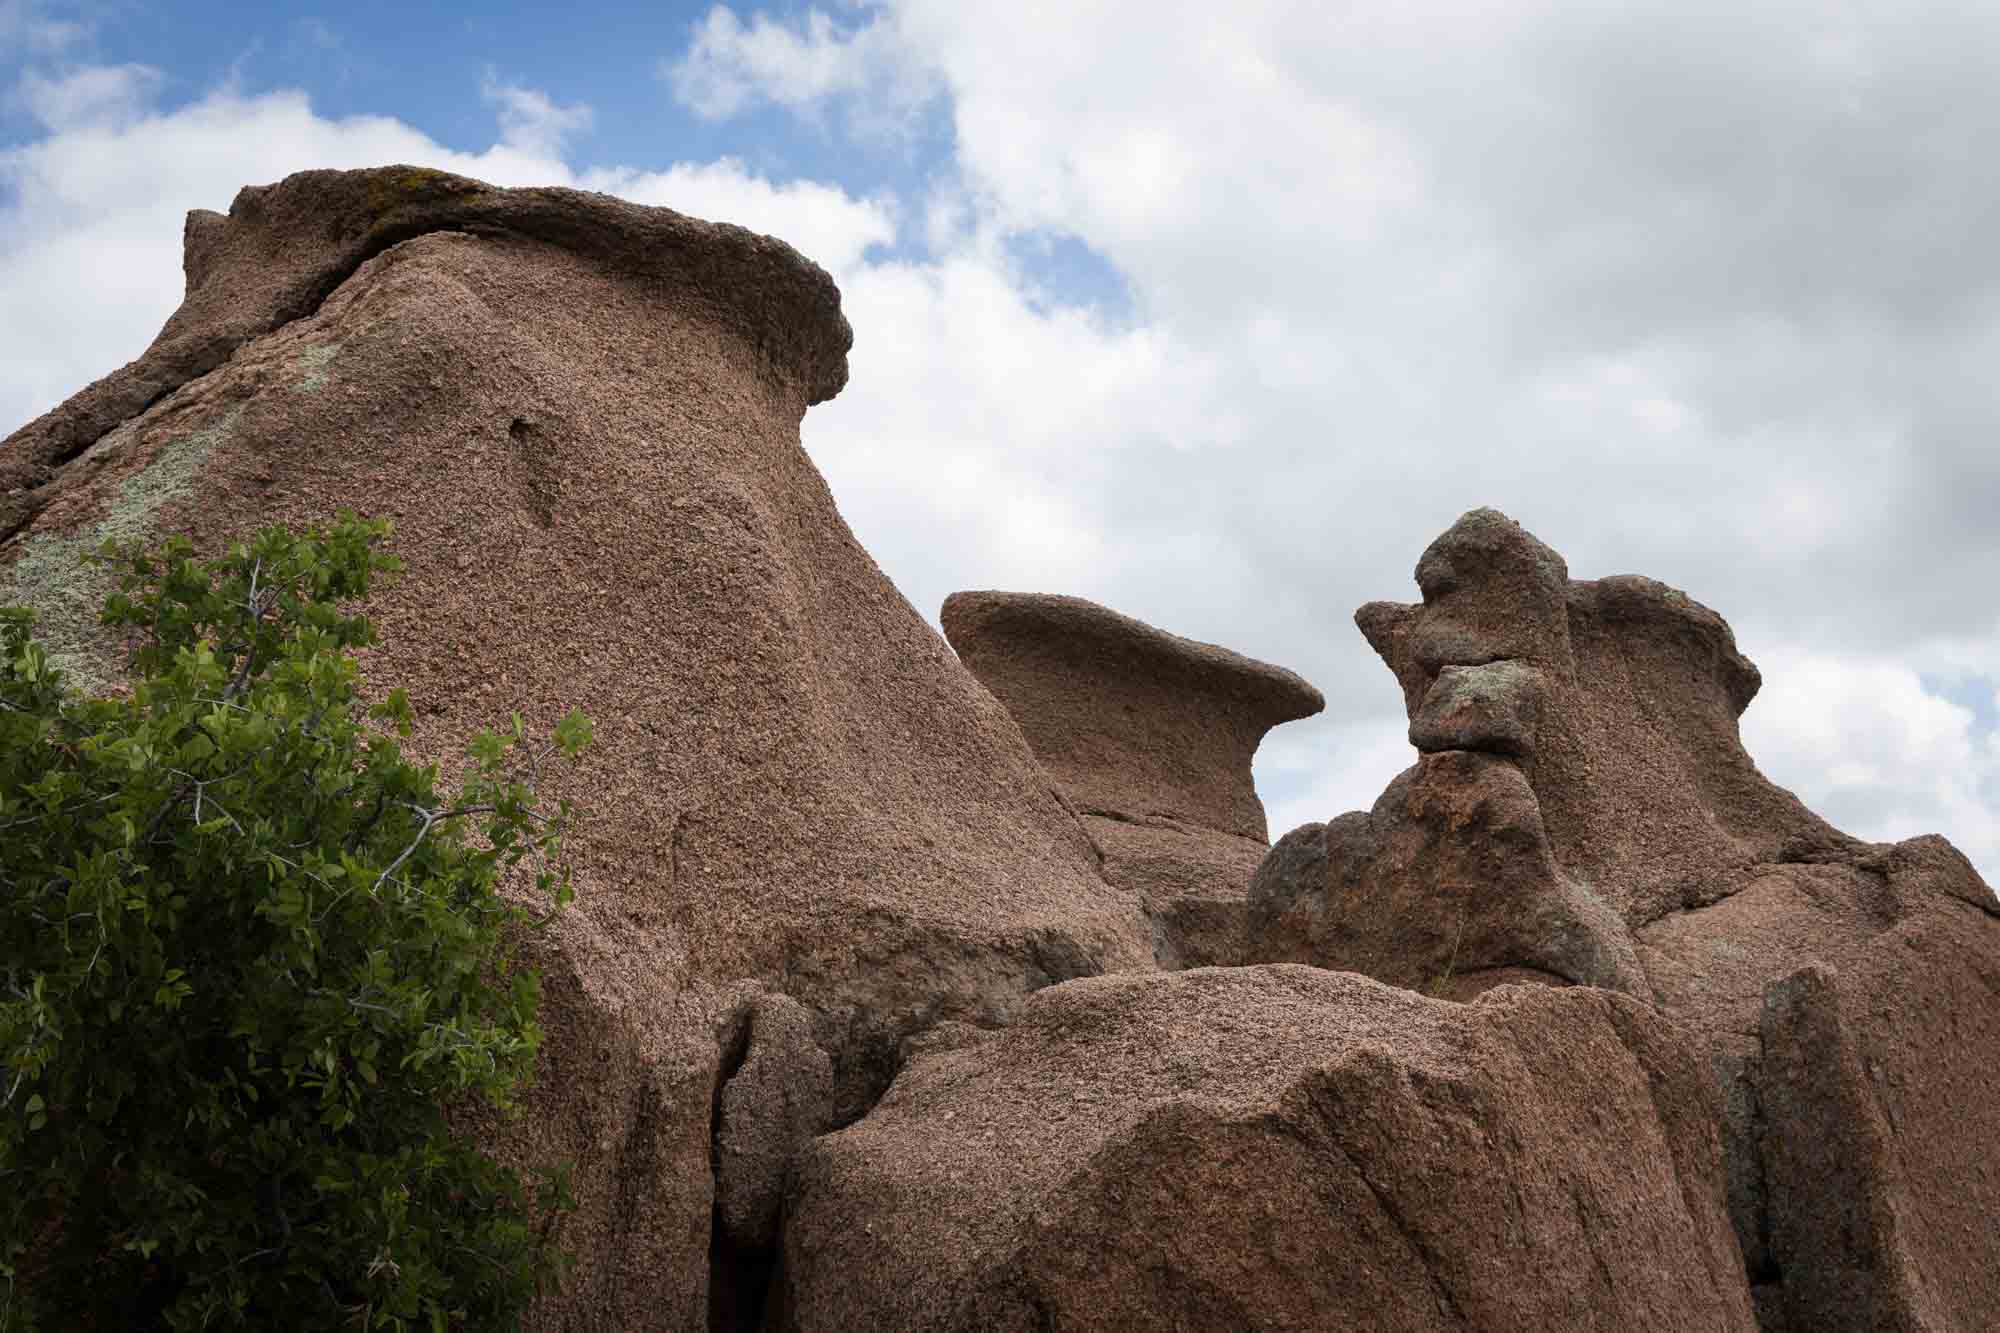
[371,801,443,895]
[219,556,269,709]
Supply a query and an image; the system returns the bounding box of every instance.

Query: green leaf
[467,730,505,766]
[554,708,594,757]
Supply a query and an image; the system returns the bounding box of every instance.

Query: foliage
[0,512,593,1330]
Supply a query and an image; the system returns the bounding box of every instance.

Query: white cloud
[0,0,86,55]
[481,75,593,160]
[1259,716,1416,841]
[1741,647,2000,879]
[671,7,872,118]
[13,63,163,130]
[666,3,938,143]
[580,159,895,275]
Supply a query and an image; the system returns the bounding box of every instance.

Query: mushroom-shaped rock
[0,165,853,552]
[0,166,1159,1329]
[942,591,1324,967]
[941,591,1324,840]
[1259,505,2000,1328]
[779,966,1756,1332]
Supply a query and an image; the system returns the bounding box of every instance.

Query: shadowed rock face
[0,166,1156,1330]
[942,591,1324,966]
[1250,751,1649,999]
[780,966,1756,1333]
[1252,506,2000,1330]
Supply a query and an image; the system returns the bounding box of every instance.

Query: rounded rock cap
[3,164,853,546]
[942,591,1326,726]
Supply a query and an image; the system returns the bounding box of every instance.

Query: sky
[3,0,1997,885]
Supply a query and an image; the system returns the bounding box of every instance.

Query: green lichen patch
[361,168,490,241]
[0,404,244,698]
[296,342,342,393]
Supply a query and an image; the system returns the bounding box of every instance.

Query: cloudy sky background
[3,1,1996,882]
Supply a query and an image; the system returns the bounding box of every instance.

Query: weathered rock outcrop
[1350,509,1850,922]
[1250,507,2000,1329]
[0,166,1156,1329]
[780,966,1757,1332]
[14,169,1997,1331]
[942,591,1323,966]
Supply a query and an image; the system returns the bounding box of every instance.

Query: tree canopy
[1,511,589,1330]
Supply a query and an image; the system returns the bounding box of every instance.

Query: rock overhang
[188,166,853,408]
[942,590,1326,727]
[942,589,1327,968]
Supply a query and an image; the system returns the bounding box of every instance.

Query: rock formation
[1249,507,2000,1329]
[942,591,1323,966]
[780,966,1756,1332]
[8,167,1997,1331]
[0,166,1155,1330]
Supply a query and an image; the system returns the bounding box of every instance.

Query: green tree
[0,511,589,1330]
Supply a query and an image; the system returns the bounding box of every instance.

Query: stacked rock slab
[0,167,1157,1330]
[780,966,1757,1332]
[942,591,1324,967]
[1247,507,2000,1329]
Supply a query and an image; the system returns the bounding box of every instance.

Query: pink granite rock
[942,590,1323,966]
[0,166,1156,1329]
[780,966,1756,1332]
[1253,507,2000,1327]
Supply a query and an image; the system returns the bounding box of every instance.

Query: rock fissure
[1302,1083,1469,1326]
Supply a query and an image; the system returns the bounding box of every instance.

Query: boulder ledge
[781,966,1755,1332]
